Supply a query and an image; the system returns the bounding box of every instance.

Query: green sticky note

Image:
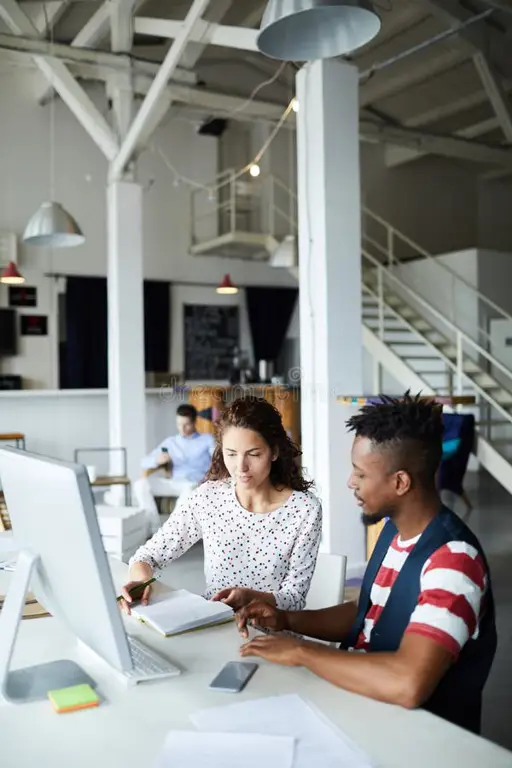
[47,683,99,713]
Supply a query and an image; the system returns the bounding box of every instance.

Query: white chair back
[305,552,348,611]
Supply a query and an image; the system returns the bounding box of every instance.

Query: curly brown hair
[204,395,313,493]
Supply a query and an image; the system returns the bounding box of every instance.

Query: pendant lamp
[22,6,85,249]
[216,274,238,295]
[23,202,85,248]
[257,0,381,61]
[270,235,297,268]
[0,261,25,285]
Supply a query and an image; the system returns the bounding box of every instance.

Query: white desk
[1,560,511,768]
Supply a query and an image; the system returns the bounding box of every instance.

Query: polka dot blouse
[130,480,323,611]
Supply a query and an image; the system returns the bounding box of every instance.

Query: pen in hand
[116,577,156,603]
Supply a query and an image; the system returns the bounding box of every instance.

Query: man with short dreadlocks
[236,393,497,734]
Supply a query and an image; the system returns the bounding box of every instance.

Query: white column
[297,60,365,575]
[107,180,146,489]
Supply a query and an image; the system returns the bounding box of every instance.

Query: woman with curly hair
[121,396,322,613]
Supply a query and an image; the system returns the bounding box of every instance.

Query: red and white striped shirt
[354,533,487,657]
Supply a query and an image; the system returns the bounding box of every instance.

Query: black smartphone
[209,662,259,693]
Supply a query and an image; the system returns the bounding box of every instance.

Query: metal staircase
[361,207,512,495]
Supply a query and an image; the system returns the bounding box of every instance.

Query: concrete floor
[160,470,512,752]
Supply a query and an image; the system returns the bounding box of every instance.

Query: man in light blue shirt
[134,404,215,533]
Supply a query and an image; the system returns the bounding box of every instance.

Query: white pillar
[107,180,146,489]
[297,60,365,575]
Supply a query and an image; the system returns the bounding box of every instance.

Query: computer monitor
[0,447,135,702]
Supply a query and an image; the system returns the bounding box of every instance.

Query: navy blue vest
[341,506,497,733]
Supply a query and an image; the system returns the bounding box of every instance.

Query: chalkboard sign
[184,304,239,380]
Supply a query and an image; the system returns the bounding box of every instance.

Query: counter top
[0,383,298,399]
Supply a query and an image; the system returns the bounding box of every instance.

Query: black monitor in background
[0,308,17,356]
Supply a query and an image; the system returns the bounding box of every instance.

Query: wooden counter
[187,385,300,445]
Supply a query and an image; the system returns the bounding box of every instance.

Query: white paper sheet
[154,730,295,768]
[191,693,374,768]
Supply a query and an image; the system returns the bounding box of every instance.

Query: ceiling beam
[423,0,512,79]
[385,114,502,167]
[33,0,71,37]
[0,33,197,85]
[480,0,512,14]
[133,16,259,53]
[181,0,234,68]
[393,1,512,167]
[359,48,465,108]
[133,77,512,168]
[110,0,212,181]
[136,78,288,123]
[239,3,266,28]
[7,42,509,172]
[108,0,136,140]
[124,1,235,152]
[360,119,512,167]
[423,0,512,142]
[473,52,512,143]
[35,0,152,103]
[0,0,118,160]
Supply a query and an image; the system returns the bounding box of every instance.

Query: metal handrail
[362,250,512,426]
[363,250,512,381]
[362,206,512,327]
[191,170,297,242]
[363,252,512,423]
[362,233,494,345]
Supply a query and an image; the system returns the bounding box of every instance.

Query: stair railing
[190,170,297,247]
[362,207,512,355]
[363,248,512,429]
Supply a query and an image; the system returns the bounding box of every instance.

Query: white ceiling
[2,0,512,172]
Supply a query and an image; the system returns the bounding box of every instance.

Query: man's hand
[240,635,306,667]
[157,452,170,467]
[211,587,260,611]
[235,601,288,638]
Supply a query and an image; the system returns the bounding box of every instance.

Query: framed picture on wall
[8,286,37,307]
[21,315,48,336]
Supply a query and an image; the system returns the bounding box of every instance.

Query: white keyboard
[124,635,181,683]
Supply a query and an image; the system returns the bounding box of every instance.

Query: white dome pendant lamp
[23,202,85,248]
[257,0,381,61]
[22,7,85,249]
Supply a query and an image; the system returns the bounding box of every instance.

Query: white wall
[394,249,480,347]
[361,144,479,255]
[478,178,512,253]
[0,390,182,471]
[0,72,297,389]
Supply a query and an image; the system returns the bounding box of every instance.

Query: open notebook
[131,589,234,637]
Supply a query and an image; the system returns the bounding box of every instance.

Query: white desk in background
[1,558,511,768]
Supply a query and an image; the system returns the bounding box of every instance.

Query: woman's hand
[118,579,153,615]
[119,561,153,615]
[211,587,263,612]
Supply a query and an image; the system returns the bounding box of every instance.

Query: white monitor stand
[0,448,138,704]
[0,549,95,704]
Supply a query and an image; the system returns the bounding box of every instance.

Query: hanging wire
[43,3,59,387]
[222,61,288,119]
[42,2,56,201]
[151,86,296,197]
